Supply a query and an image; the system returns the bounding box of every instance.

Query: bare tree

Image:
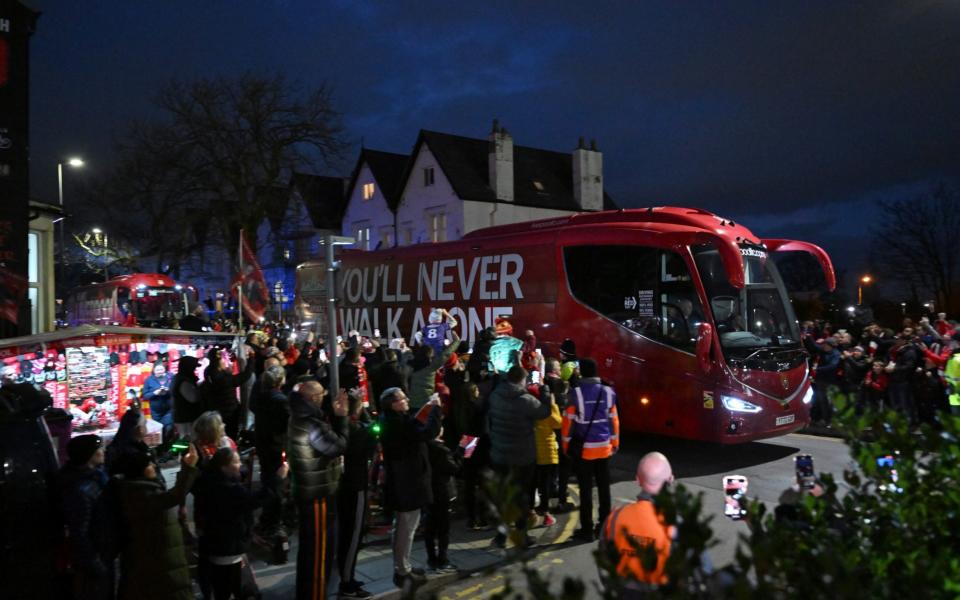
[84,72,346,275]
[870,183,960,311]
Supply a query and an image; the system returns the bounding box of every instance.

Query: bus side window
[658,250,704,352]
[117,287,130,316]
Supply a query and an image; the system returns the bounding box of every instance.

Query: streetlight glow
[860,275,872,284]
[91,227,102,234]
[67,157,85,168]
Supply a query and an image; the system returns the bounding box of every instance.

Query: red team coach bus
[300,207,835,443]
[65,273,188,327]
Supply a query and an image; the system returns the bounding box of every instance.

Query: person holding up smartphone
[379,388,442,591]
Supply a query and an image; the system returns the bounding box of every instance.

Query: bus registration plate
[775,414,795,426]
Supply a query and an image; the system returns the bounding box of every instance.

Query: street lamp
[57,157,85,296]
[858,274,873,306]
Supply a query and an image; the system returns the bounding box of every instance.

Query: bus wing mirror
[696,323,713,373]
[762,239,836,291]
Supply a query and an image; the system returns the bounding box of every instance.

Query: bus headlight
[802,387,814,405]
[721,395,762,414]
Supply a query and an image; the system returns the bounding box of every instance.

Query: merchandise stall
[0,325,240,447]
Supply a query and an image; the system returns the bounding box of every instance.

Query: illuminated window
[282,248,291,260]
[428,212,446,243]
[362,182,375,200]
[424,167,435,186]
[354,223,372,250]
[380,227,394,248]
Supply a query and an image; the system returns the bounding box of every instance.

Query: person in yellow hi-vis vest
[944,352,960,415]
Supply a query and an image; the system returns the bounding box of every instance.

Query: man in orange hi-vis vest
[599,452,675,590]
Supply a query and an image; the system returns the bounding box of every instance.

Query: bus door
[561,245,711,437]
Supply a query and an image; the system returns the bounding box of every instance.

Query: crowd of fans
[52,306,960,599]
[54,310,624,599]
[803,312,960,427]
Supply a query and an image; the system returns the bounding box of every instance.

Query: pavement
[166,426,848,599]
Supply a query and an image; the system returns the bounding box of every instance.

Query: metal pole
[858,285,862,306]
[57,163,65,300]
[325,235,339,395]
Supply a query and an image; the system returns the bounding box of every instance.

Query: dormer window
[362,182,375,200]
[424,167,435,186]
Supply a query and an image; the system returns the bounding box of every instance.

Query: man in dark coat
[370,349,407,411]
[336,392,378,599]
[379,387,442,590]
[58,434,111,600]
[287,380,349,600]
[253,365,290,534]
[192,447,289,598]
[202,346,254,439]
[486,365,552,547]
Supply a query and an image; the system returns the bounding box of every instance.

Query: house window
[423,167,435,186]
[401,222,413,246]
[362,182,375,200]
[379,227,394,248]
[428,212,447,243]
[354,223,372,250]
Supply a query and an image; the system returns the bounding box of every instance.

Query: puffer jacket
[534,392,563,466]
[117,466,199,600]
[487,379,551,467]
[286,391,348,502]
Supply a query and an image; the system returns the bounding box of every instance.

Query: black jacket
[426,438,461,501]
[57,464,110,574]
[172,356,202,425]
[253,388,290,458]
[201,361,253,415]
[286,391,348,502]
[340,411,378,491]
[888,343,919,384]
[842,355,870,392]
[380,405,441,511]
[371,360,407,409]
[193,469,271,557]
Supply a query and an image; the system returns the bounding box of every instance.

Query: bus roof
[67,273,178,294]
[462,207,762,245]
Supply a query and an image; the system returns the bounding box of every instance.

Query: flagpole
[238,230,244,333]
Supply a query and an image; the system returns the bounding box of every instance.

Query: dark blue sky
[26,1,960,281]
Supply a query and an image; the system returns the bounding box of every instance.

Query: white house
[341,121,615,248]
[340,149,408,250]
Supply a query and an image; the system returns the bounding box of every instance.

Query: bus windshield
[693,244,801,360]
[132,288,182,322]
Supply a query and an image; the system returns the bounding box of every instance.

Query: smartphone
[530,371,542,384]
[462,436,479,459]
[723,475,748,520]
[318,349,327,362]
[877,455,899,487]
[281,450,287,465]
[374,328,381,338]
[795,454,815,489]
[169,438,191,455]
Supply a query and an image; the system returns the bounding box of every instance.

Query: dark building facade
[0,0,39,337]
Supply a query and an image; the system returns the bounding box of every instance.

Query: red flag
[233,231,270,324]
[0,266,27,325]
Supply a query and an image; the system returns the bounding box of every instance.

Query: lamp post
[320,234,355,395]
[858,274,873,306]
[57,157,85,295]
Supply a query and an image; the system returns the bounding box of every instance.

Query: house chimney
[488,119,514,202]
[573,137,603,211]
